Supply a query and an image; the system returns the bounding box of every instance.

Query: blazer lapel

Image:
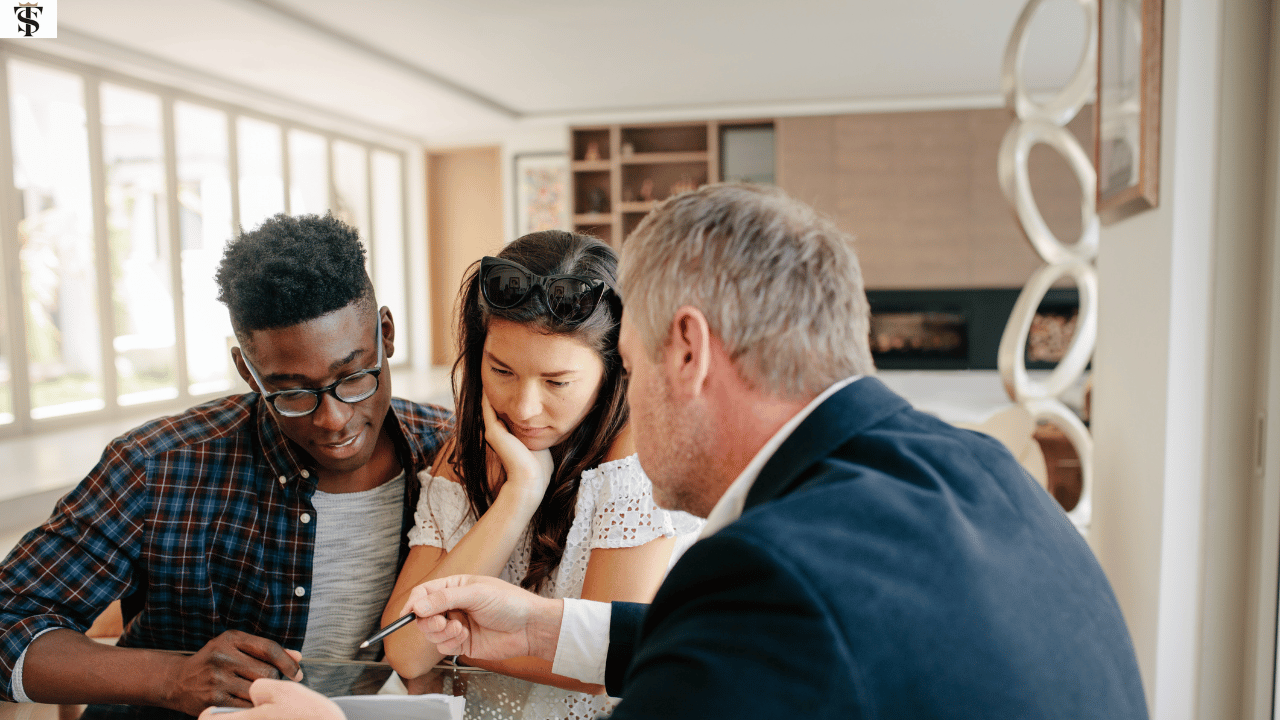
[743,376,910,511]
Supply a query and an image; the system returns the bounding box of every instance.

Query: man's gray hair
[618,183,875,399]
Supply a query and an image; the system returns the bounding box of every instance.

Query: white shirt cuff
[12,627,62,702]
[550,598,611,684]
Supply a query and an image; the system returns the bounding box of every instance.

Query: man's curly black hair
[215,213,375,334]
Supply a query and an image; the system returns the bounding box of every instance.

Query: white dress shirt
[551,376,862,683]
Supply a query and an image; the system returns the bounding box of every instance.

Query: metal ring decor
[1024,397,1094,531]
[997,260,1098,403]
[1000,0,1099,126]
[998,0,1099,534]
[997,120,1100,264]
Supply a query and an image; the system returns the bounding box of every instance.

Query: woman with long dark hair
[381,230,701,717]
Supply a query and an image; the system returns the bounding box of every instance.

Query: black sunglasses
[479,256,610,324]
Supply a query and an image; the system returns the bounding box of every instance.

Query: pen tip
[358,641,369,649]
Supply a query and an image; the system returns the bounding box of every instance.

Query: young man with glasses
[0,213,450,716]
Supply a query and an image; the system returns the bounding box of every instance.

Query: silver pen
[358,611,415,649]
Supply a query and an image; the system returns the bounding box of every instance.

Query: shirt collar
[255,396,312,488]
[698,375,863,539]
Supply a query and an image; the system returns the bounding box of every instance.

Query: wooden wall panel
[967,107,1031,287]
[426,146,505,365]
[836,109,974,288]
[775,115,837,213]
[777,107,1092,290]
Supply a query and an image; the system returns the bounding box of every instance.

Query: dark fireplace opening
[870,311,969,365]
[867,288,1079,371]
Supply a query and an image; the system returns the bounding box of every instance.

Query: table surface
[0,659,578,720]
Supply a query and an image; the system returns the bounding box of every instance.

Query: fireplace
[867,288,1079,371]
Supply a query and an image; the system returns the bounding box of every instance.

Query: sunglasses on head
[478,256,610,324]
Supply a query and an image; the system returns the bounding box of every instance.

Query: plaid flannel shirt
[0,393,451,702]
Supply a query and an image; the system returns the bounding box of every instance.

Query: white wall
[1196,0,1272,716]
[1090,0,1275,718]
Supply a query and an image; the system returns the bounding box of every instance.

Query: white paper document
[331,692,466,720]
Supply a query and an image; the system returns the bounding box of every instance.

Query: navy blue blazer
[605,377,1147,719]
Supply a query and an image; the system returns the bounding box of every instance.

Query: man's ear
[379,306,395,359]
[230,345,259,392]
[665,306,712,397]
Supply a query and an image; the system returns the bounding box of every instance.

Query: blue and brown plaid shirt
[0,393,450,701]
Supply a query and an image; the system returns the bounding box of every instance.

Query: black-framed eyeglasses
[479,256,609,324]
[241,322,385,418]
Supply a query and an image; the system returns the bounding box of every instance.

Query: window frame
[0,44,414,439]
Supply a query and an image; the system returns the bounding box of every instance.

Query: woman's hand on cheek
[481,393,554,507]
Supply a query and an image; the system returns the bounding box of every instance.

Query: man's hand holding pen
[394,574,564,664]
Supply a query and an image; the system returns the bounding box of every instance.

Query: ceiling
[49,0,1090,144]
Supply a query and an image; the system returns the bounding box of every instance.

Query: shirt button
[301,469,310,479]
[278,475,286,485]
[295,586,306,597]
[300,513,311,524]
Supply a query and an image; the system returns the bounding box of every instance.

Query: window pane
[237,116,283,230]
[332,140,369,253]
[0,265,11,425]
[289,129,327,216]
[10,61,105,419]
[371,150,406,366]
[101,84,178,406]
[175,102,235,395]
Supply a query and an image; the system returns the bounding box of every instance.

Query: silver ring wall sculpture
[997,0,1099,534]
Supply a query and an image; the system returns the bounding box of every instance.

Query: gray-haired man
[215,185,1148,720]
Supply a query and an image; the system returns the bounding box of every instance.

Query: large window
[10,61,104,420]
[175,101,234,396]
[0,51,413,435]
[372,150,407,333]
[236,116,284,231]
[332,140,370,248]
[101,83,178,406]
[288,129,328,216]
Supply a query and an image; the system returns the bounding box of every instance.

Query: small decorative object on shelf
[638,178,655,202]
[669,177,696,196]
[588,187,608,214]
[621,142,634,157]
[584,141,601,161]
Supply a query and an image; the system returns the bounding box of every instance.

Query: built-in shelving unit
[570,119,774,247]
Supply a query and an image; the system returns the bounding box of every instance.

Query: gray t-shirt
[301,472,405,689]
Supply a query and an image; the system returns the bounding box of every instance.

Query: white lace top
[407,453,703,719]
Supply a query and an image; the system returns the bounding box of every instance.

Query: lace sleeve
[581,454,704,549]
[406,472,474,550]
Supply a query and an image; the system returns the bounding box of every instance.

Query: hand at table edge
[197,678,343,720]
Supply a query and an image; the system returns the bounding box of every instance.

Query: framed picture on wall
[513,152,570,238]
[1094,0,1163,224]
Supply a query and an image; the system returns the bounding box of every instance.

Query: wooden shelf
[571,160,611,172]
[620,151,709,165]
[571,120,772,250]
